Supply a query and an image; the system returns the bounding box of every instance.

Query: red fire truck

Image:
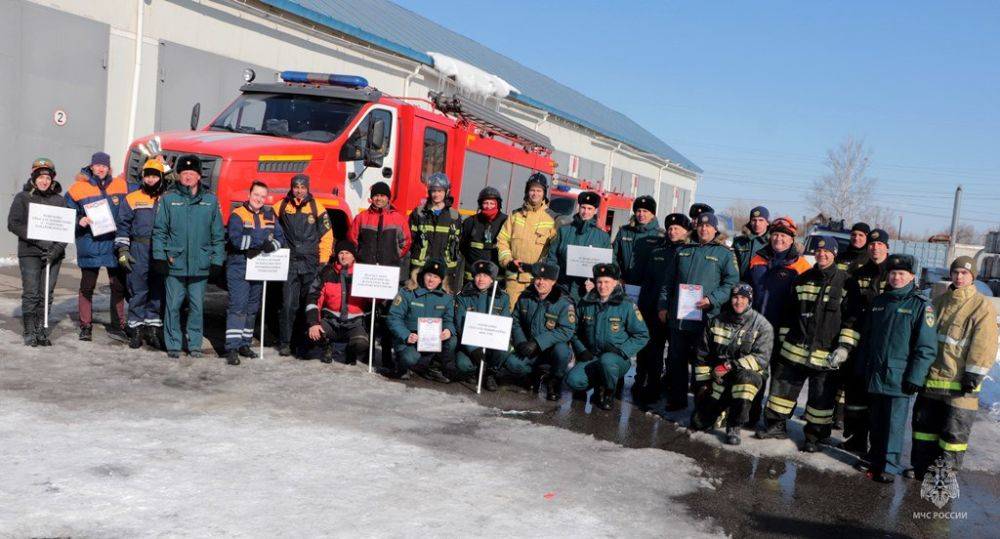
[549,176,635,234]
[124,71,555,237]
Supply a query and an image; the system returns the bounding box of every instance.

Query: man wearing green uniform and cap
[545,191,611,302]
[566,263,649,411]
[452,260,512,390]
[386,259,455,382]
[854,254,937,483]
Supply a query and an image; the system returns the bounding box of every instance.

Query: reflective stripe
[804,406,834,424]
[694,365,711,382]
[839,328,860,346]
[913,432,939,442]
[845,405,868,411]
[939,440,968,452]
[778,327,789,336]
[766,395,795,414]
[116,237,131,246]
[469,241,485,249]
[736,355,759,371]
[797,292,819,302]
[937,334,969,347]
[710,383,724,400]
[780,340,831,367]
[966,365,990,375]
[731,384,758,400]
[796,284,821,293]
[694,366,711,373]
[925,379,979,392]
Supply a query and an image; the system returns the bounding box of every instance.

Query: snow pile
[0,327,718,537]
[0,256,18,267]
[428,52,519,98]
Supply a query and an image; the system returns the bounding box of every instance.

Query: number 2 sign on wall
[53,109,68,126]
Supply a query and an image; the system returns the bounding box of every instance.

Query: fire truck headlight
[243,68,256,83]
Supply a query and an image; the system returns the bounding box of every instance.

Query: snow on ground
[0,327,719,538]
[0,255,18,267]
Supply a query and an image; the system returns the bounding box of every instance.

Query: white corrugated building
[1,0,700,253]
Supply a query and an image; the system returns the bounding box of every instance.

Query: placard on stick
[461,312,512,351]
[27,203,76,244]
[566,245,613,278]
[245,249,291,281]
[352,263,401,299]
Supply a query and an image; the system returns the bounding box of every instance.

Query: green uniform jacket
[857,283,938,397]
[545,214,611,300]
[732,232,767,279]
[511,285,576,351]
[152,184,225,277]
[638,240,684,317]
[387,286,456,346]
[571,286,649,360]
[454,283,512,353]
[612,219,663,285]
[658,236,740,331]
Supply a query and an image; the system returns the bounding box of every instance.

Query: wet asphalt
[2,264,997,538]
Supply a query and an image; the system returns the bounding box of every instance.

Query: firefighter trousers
[842,356,871,450]
[225,264,262,352]
[690,369,763,430]
[866,394,910,475]
[125,245,163,329]
[910,393,977,475]
[763,358,838,442]
[565,352,631,392]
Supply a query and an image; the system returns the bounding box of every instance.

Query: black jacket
[7,180,69,258]
[778,264,856,368]
[459,211,508,275]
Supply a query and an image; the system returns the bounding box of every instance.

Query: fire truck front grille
[257,160,309,173]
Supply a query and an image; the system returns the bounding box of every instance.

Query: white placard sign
[461,311,513,351]
[417,317,443,352]
[566,245,613,278]
[27,203,77,244]
[677,284,704,321]
[83,199,117,236]
[245,248,290,281]
[352,263,401,300]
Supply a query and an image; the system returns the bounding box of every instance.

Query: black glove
[469,348,487,364]
[506,260,522,273]
[902,381,920,395]
[515,340,540,358]
[576,350,595,363]
[262,239,278,253]
[117,248,133,272]
[960,373,982,393]
[152,259,170,275]
[210,264,224,279]
[245,248,262,259]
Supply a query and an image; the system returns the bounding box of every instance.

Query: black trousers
[279,269,318,349]
[18,255,62,333]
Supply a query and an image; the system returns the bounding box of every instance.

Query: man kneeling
[453,260,512,390]
[689,283,773,445]
[306,240,370,365]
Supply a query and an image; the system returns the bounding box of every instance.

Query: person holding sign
[304,240,371,366]
[65,151,129,342]
[223,181,286,366]
[386,259,455,382]
[507,262,577,401]
[657,211,739,411]
[152,154,225,359]
[544,191,611,302]
[565,263,649,411]
[7,158,69,346]
[115,159,168,350]
[496,173,557,305]
[453,260,511,390]
[633,212,691,403]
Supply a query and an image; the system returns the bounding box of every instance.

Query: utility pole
[947,184,963,263]
[897,216,903,240]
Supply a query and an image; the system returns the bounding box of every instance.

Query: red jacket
[349,205,411,267]
[305,263,369,324]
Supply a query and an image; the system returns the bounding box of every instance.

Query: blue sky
[393,0,999,236]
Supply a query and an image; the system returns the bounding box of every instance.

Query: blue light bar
[280,71,369,88]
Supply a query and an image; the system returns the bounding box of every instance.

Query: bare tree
[723,199,753,227]
[808,136,877,222]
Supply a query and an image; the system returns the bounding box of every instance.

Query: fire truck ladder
[430,92,553,153]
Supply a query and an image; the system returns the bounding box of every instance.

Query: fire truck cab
[125,71,555,237]
[549,176,635,236]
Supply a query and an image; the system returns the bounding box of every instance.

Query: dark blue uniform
[225,204,284,352]
[115,189,163,330]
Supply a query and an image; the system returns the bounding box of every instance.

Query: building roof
[258,0,702,174]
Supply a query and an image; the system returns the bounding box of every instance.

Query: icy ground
[0,327,718,537]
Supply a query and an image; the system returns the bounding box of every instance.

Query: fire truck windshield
[209,92,363,143]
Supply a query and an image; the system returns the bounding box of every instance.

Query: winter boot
[128,325,144,349]
[725,426,742,446]
[238,346,258,359]
[23,316,38,347]
[145,326,163,350]
[226,350,241,366]
[319,344,334,364]
[754,422,789,440]
[598,387,614,411]
[107,325,129,343]
[278,344,292,357]
[801,441,820,453]
[79,325,93,341]
[546,377,563,401]
[484,373,499,392]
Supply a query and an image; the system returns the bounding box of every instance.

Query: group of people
[7,152,995,485]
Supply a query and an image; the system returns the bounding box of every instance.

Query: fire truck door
[344,105,398,216]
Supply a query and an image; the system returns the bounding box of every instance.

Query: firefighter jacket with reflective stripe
[459,211,508,273]
[658,236,740,331]
[386,286,456,343]
[696,304,774,381]
[305,262,369,325]
[638,240,684,317]
[836,245,870,274]
[408,201,461,269]
[349,204,411,267]
[732,232,768,279]
[226,204,283,256]
[497,201,557,283]
[274,194,333,271]
[65,167,130,268]
[571,286,649,361]
[926,284,998,406]
[511,285,576,352]
[546,214,611,300]
[116,189,161,249]
[612,218,663,285]
[845,258,889,334]
[778,264,856,369]
[856,283,938,397]
[746,244,813,326]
